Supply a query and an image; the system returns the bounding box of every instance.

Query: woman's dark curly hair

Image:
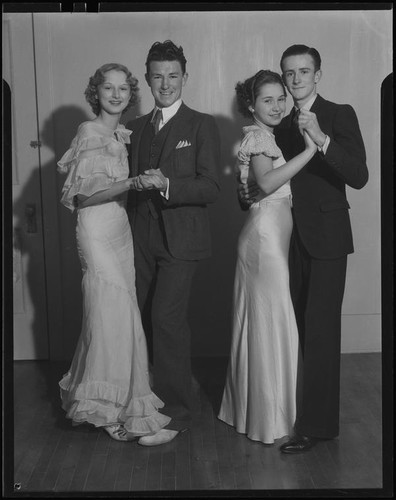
[84,63,140,116]
[235,70,286,118]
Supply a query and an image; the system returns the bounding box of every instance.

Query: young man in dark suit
[240,44,368,453]
[126,40,220,446]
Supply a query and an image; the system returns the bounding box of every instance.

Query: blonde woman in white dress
[218,70,316,444]
[58,63,170,441]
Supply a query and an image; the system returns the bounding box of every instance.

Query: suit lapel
[159,103,193,164]
[129,114,151,176]
[310,94,324,116]
[310,94,331,136]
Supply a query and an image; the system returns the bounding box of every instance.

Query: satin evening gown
[218,124,298,444]
[57,121,170,435]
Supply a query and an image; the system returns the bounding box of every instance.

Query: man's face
[146,60,188,108]
[281,54,321,107]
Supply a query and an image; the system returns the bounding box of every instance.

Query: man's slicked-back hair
[280,44,322,72]
[145,40,187,75]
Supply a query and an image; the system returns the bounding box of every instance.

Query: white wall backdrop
[8,9,392,358]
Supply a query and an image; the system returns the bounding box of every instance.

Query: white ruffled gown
[58,121,170,435]
[218,124,298,444]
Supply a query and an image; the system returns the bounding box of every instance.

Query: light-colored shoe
[103,424,136,442]
[138,429,182,447]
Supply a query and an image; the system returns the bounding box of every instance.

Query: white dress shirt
[153,99,183,131]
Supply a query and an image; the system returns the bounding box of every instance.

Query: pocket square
[176,140,192,149]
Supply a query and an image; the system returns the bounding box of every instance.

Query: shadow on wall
[13,106,92,417]
[189,96,250,357]
[13,106,90,363]
[13,103,145,419]
[48,106,92,360]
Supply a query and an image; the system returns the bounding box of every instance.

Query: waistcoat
[136,117,172,216]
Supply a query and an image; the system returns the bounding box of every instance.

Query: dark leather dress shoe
[280,435,318,454]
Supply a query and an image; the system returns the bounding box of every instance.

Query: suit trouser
[130,203,198,431]
[289,222,347,439]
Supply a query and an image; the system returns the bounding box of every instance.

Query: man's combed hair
[145,40,187,74]
[280,44,322,72]
[235,70,286,118]
[84,63,140,116]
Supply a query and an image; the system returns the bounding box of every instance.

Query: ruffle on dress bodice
[57,121,132,212]
[240,125,282,157]
[236,124,291,202]
[236,125,283,184]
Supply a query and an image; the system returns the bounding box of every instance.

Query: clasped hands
[296,109,327,148]
[128,169,168,192]
[238,180,261,207]
[238,110,326,206]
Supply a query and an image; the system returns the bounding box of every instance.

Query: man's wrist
[317,134,329,153]
[160,177,170,199]
[162,177,169,191]
[317,134,327,147]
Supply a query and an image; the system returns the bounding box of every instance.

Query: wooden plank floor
[9,354,386,495]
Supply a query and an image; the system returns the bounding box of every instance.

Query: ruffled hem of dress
[60,373,154,407]
[62,399,171,436]
[60,376,171,435]
[121,409,171,435]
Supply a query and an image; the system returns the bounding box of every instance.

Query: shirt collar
[294,93,317,112]
[153,99,183,124]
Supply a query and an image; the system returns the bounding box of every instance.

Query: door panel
[4,13,49,359]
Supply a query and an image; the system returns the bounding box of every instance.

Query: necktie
[151,108,163,134]
[291,107,300,130]
[291,108,303,154]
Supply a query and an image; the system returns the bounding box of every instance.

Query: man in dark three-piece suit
[241,44,368,453]
[126,40,220,446]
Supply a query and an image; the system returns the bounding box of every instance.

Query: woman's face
[252,83,286,130]
[96,70,131,117]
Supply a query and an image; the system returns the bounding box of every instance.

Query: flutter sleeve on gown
[57,123,129,212]
[235,126,283,184]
